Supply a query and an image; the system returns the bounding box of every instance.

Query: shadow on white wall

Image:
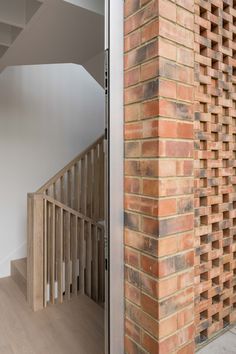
[0,63,105,277]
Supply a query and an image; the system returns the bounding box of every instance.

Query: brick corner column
[124,1,195,353]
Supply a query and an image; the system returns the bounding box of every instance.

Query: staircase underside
[0,0,104,86]
[0,275,104,354]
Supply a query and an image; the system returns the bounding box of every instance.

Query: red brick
[177,341,195,354]
[125,247,140,268]
[125,141,141,157]
[158,275,178,299]
[159,79,177,99]
[141,293,158,319]
[141,273,158,298]
[177,306,194,329]
[178,232,194,252]
[141,20,158,43]
[159,0,177,22]
[177,46,194,67]
[126,301,159,337]
[159,313,178,338]
[125,318,141,344]
[158,236,178,257]
[143,179,158,197]
[141,332,158,354]
[125,195,158,217]
[159,140,193,158]
[177,196,194,214]
[124,0,140,18]
[125,30,141,52]
[159,287,194,318]
[159,17,194,49]
[177,83,194,102]
[158,37,176,61]
[125,229,158,256]
[158,251,194,277]
[141,254,158,277]
[177,324,195,347]
[177,6,194,31]
[141,140,158,157]
[125,122,143,139]
[158,198,177,217]
[125,103,141,122]
[125,336,145,354]
[142,119,158,138]
[142,100,159,118]
[125,281,141,306]
[141,216,158,236]
[158,159,177,177]
[125,67,140,88]
[158,120,193,139]
[141,60,159,82]
[125,211,140,231]
[176,0,194,12]
[158,214,194,237]
[158,178,193,197]
[159,333,178,353]
[125,177,141,194]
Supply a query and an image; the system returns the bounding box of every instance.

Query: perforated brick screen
[194,0,236,346]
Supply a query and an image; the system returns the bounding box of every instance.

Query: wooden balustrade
[27,193,105,311]
[27,135,105,311]
[37,135,105,221]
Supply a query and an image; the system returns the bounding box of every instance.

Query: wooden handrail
[29,193,104,229]
[37,135,104,193]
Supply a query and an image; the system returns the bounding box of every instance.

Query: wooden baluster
[93,225,99,302]
[77,161,81,213]
[60,175,65,203]
[99,227,105,303]
[99,141,105,220]
[43,199,48,307]
[79,219,85,294]
[53,182,56,200]
[56,208,63,304]
[65,212,71,300]
[86,221,92,298]
[81,157,87,215]
[27,194,44,311]
[91,149,95,219]
[87,151,92,217]
[67,169,72,208]
[93,146,98,220]
[50,203,55,304]
[72,215,78,295]
[46,202,50,303]
[74,163,79,211]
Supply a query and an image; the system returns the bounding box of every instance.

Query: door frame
[106,0,124,353]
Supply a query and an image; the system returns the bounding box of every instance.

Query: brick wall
[194,0,236,346]
[124,1,195,353]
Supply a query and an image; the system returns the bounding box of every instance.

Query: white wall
[0,63,105,277]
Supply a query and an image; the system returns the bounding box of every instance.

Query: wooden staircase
[21,135,105,311]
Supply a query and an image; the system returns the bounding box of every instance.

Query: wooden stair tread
[11,258,27,280]
[11,257,27,298]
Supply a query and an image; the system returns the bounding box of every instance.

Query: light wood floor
[0,277,104,354]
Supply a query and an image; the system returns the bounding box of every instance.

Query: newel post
[27,193,44,311]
